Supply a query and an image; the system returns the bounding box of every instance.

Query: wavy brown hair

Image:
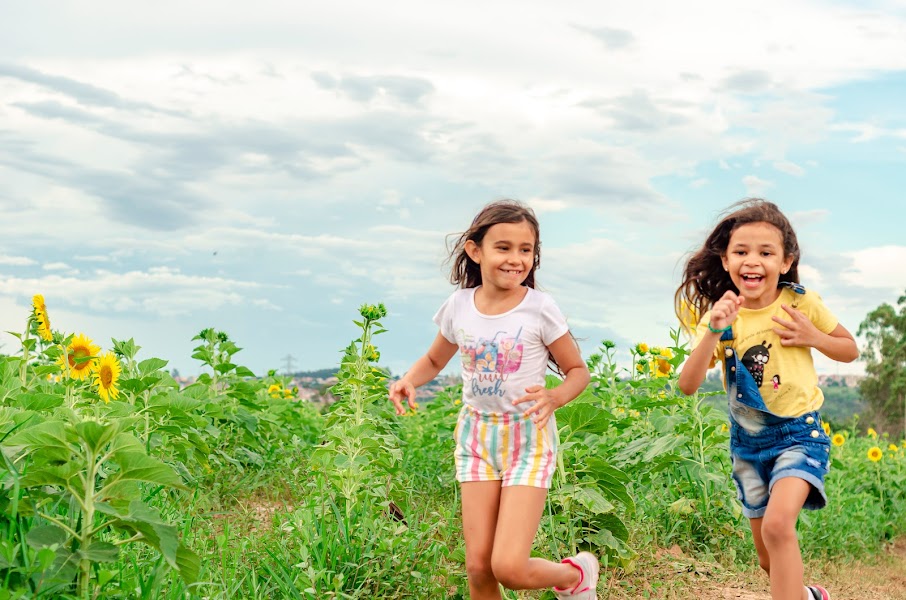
[674,198,801,331]
[447,199,541,289]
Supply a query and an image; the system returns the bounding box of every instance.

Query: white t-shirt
[433,286,570,413]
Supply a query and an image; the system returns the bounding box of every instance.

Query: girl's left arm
[772,305,859,363]
[513,332,590,429]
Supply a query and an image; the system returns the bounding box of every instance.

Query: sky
[1,1,905,379]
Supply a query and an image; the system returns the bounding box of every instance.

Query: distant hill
[293,368,338,379]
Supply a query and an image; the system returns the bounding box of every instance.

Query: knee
[760,514,797,549]
[491,555,527,590]
[465,555,496,586]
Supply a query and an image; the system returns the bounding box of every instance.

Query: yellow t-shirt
[693,287,839,417]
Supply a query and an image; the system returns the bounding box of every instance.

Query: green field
[2,301,903,599]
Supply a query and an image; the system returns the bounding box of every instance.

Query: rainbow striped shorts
[453,405,559,488]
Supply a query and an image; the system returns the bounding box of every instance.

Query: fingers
[388,382,415,416]
[780,303,801,318]
[512,385,544,406]
[771,316,793,329]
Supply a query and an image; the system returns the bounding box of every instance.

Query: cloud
[575,26,636,50]
[841,245,906,292]
[743,174,773,196]
[721,70,773,94]
[0,254,36,266]
[580,90,689,132]
[43,262,72,271]
[0,62,171,114]
[0,266,264,317]
[773,160,805,176]
[311,71,435,106]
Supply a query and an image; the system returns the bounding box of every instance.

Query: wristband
[708,322,732,334]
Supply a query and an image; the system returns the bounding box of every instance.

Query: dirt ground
[601,539,906,600]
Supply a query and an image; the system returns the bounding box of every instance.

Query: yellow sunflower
[867,427,878,438]
[832,433,845,447]
[92,352,121,403]
[822,422,831,436]
[867,446,883,462]
[635,343,649,355]
[889,444,899,452]
[267,383,282,398]
[59,333,100,379]
[648,358,672,378]
[32,294,53,342]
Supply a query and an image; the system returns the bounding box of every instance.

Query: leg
[761,477,811,600]
[749,517,770,575]
[489,485,581,591]
[461,481,503,600]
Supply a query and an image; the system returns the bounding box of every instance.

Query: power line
[281,354,296,376]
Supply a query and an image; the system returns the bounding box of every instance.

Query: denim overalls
[720,298,831,519]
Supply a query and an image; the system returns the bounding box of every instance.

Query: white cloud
[43,262,71,271]
[743,174,773,196]
[842,246,906,292]
[773,160,805,176]
[0,266,263,317]
[0,255,36,266]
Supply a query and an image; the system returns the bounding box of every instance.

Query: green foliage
[858,290,906,437]
[2,296,903,599]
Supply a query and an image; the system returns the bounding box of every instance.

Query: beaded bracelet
[707,322,732,334]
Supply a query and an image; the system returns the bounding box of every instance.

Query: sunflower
[59,333,100,380]
[635,343,649,355]
[651,358,672,378]
[822,422,831,436]
[888,444,899,452]
[867,446,883,462]
[267,384,282,398]
[32,294,53,342]
[832,433,845,447]
[92,352,121,403]
[867,427,878,438]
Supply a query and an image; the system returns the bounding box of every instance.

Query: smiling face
[721,221,794,310]
[465,220,536,294]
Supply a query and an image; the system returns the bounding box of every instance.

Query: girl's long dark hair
[675,198,801,331]
[447,199,541,289]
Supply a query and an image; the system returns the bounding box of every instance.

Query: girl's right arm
[678,291,744,395]
[388,332,459,415]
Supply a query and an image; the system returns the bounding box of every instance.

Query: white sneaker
[553,551,599,599]
[807,585,830,600]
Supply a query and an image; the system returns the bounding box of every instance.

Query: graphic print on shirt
[458,328,524,398]
[741,340,771,387]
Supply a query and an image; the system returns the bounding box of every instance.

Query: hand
[709,291,744,331]
[388,380,417,416]
[512,385,561,430]
[772,304,820,348]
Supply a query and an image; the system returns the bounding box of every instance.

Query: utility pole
[281,354,296,376]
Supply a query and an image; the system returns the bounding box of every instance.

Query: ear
[721,253,729,272]
[465,240,481,264]
[781,255,794,275]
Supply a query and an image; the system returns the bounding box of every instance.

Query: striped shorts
[453,405,559,488]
